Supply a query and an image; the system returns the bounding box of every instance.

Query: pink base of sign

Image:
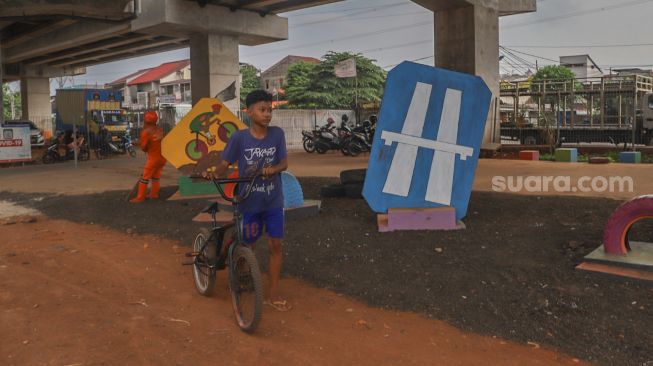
[377,206,465,232]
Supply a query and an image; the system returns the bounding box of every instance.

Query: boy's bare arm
[262,158,288,178]
[203,159,230,179]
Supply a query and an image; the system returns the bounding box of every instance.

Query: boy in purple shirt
[210,90,290,311]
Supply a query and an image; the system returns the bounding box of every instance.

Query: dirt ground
[2,216,586,366]
[1,153,652,365]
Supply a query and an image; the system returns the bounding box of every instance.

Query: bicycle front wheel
[192,228,217,296]
[229,245,263,333]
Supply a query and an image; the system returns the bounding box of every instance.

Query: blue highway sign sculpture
[363,61,492,220]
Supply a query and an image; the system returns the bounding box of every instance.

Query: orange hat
[144,111,158,125]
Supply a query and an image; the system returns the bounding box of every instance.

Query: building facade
[260,55,320,94]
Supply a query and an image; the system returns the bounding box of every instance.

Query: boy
[210,90,290,311]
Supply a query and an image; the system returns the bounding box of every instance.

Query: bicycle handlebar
[190,174,261,204]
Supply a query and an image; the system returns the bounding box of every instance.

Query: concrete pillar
[434,4,500,144]
[190,33,240,113]
[20,77,51,130]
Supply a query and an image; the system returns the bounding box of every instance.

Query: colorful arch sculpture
[603,195,653,255]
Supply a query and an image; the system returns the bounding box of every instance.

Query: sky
[21,0,653,94]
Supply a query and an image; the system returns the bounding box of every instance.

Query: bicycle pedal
[185,252,200,257]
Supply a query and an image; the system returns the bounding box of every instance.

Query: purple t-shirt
[221,126,287,213]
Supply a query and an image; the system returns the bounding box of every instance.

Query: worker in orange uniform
[130,110,166,203]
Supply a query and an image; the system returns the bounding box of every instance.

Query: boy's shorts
[241,207,284,244]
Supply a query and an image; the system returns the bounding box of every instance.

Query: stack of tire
[320,169,366,199]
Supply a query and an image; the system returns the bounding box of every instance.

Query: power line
[291,3,407,28]
[503,0,653,29]
[503,43,653,49]
[242,20,432,58]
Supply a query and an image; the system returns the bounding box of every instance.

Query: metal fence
[269,109,356,150]
[499,74,653,147]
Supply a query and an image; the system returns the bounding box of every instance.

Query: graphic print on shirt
[243,146,277,197]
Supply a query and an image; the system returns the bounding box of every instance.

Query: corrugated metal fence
[269,109,355,150]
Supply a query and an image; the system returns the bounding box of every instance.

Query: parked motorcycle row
[302,115,377,157]
[42,127,137,164]
[96,128,137,159]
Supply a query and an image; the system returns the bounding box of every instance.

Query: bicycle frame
[193,175,259,274]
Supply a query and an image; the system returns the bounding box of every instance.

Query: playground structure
[578,195,653,281]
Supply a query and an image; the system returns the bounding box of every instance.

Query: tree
[3,84,21,121]
[285,51,387,109]
[285,61,319,108]
[530,65,578,147]
[240,64,261,108]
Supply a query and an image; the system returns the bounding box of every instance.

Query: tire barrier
[320,169,367,199]
[603,195,653,255]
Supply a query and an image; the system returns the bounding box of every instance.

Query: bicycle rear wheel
[192,228,217,296]
[229,245,263,333]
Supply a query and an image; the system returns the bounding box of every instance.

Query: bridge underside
[1,0,535,144]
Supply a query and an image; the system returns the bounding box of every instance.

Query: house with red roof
[106,59,191,109]
[261,55,320,94]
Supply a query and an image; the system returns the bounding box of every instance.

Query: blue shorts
[241,207,284,244]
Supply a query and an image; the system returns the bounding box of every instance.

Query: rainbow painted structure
[577,195,653,282]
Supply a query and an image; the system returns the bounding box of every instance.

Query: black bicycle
[185,174,264,333]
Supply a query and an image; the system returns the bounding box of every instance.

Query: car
[1,119,45,146]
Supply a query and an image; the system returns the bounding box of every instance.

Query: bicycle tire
[193,228,217,296]
[230,245,263,333]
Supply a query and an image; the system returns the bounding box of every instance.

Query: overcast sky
[39,0,653,93]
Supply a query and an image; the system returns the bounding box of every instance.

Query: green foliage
[531,65,580,95]
[285,51,387,109]
[3,84,21,120]
[240,64,261,108]
[285,61,319,109]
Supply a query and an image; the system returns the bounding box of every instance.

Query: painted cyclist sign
[161,98,247,175]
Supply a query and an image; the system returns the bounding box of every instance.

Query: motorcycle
[42,138,90,164]
[97,129,136,159]
[313,118,352,155]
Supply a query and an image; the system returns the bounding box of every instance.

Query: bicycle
[184,174,264,333]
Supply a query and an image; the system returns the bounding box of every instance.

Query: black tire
[42,151,58,164]
[303,139,316,153]
[79,149,90,161]
[192,228,217,296]
[347,141,363,157]
[340,169,367,185]
[128,146,137,157]
[96,148,108,160]
[320,184,346,198]
[315,144,328,154]
[230,245,263,333]
[344,183,363,199]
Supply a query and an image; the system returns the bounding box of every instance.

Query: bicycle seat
[203,202,219,214]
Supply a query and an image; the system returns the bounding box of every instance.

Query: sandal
[264,299,292,312]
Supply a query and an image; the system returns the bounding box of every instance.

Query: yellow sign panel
[161,98,246,175]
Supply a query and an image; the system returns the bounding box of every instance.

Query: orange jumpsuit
[131,113,166,202]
